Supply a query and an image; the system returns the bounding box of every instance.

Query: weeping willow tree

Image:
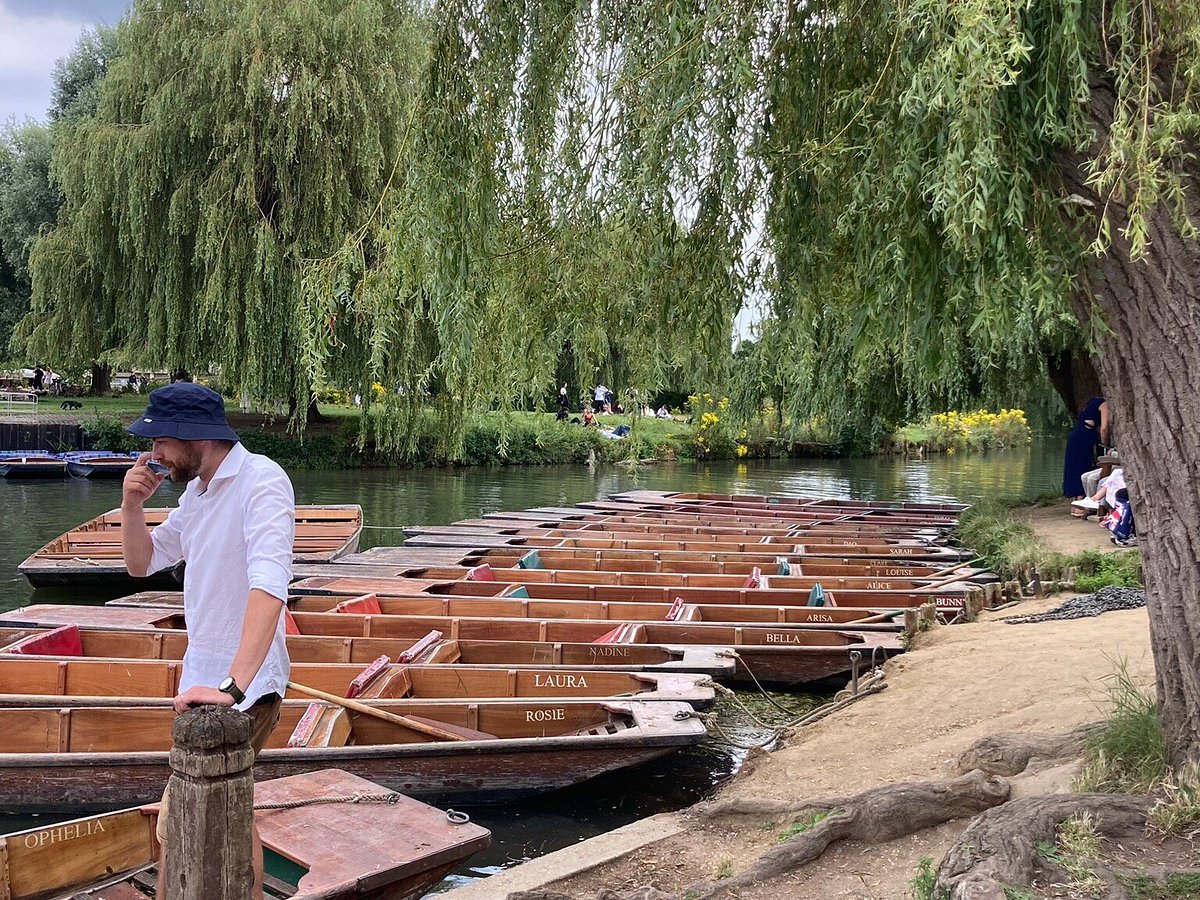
[300,0,760,452]
[738,0,1200,763]
[23,0,426,407]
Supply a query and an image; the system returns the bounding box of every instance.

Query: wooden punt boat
[0,622,737,678]
[0,453,68,478]
[613,489,969,510]
[63,450,140,478]
[364,564,973,599]
[18,505,364,588]
[0,697,707,810]
[368,548,977,591]
[0,767,491,899]
[340,577,972,611]
[401,528,955,556]
[474,507,959,532]
[429,514,952,543]
[0,651,717,708]
[473,502,961,529]
[106,586,903,628]
[0,604,899,686]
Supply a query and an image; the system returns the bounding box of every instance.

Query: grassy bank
[957,498,1142,588]
[77,404,795,469]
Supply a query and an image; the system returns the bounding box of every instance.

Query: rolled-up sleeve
[242,469,295,602]
[148,495,190,574]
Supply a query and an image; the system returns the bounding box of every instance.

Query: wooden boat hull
[0,656,717,708]
[0,768,491,899]
[0,620,737,679]
[0,700,706,811]
[0,605,898,685]
[18,505,364,588]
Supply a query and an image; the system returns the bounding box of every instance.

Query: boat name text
[589,647,629,657]
[23,819,105,848]
[526,708,567,722]
[533,673,588,688]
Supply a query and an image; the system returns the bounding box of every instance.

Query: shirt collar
[203,442,248,491]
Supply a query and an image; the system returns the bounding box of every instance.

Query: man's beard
[169,443,204,483]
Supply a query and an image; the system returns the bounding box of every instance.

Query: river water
[0,443,1065,889]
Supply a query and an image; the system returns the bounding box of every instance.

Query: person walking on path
[1063,396,1109,498]
[556,383,570,421]
[121,382,295,900]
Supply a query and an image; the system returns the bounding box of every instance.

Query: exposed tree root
[955,724,1102,776]
[933,793,1153,899]
[681,770,1010,899]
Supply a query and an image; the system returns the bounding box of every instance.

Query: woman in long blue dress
[1063,396,1109,498]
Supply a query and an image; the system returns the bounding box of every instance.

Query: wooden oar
[286,681,478,742]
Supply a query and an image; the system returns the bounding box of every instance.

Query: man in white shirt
[122,382,294,900]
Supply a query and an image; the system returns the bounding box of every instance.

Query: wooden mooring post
[163,705,255,900]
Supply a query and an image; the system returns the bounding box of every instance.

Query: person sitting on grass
[582,406,596,427]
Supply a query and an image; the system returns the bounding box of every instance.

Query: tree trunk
[89,361,111,395]
[1058,73,1200,764]
[1045,347,1103,421]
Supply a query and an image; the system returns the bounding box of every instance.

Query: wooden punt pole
[163,704,255,900]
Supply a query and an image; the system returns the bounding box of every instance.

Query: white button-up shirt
[149,442,293,708]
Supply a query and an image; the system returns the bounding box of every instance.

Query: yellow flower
[736,444,748,457]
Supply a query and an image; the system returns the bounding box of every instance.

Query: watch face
[219,677,234,691]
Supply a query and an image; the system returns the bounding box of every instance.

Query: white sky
[0,0,129,124]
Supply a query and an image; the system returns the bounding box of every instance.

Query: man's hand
[173,685,236,713]
[123,452,164,509]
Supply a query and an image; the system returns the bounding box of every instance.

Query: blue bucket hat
[127,383,239,442]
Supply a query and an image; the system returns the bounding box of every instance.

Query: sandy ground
[1016,499,1127,555]
[549,536,1154,899]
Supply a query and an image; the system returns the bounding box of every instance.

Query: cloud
[0,1,128,122]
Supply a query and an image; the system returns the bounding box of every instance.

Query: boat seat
[591,624,626,644]
[5,624,83,657]
[396,630,444,663]
[333,593,381,615]
[287,703,352,748]
[345,655,395,699]
[282,609,301,635]
[807,583,830,607]
[517,551,543,570]
[466,564,496,581]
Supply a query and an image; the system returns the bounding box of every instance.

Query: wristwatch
[217,676,245,704]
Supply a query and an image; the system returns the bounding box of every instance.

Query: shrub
[81,413,141,453]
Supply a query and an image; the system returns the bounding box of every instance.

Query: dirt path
[1016,498,1125,555]
[547,550,1153,898]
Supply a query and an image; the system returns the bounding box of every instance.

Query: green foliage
[777,809,835,841]
[1076,662,1169,794]
[909,858,947,900]
[80,413,141,453]
[1073,551,1144,593]
[49,26,123,124]
[957,500,1063,577]
[712,857,734,879]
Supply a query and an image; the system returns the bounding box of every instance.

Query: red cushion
[333,593,382,615]
[664,598,686,622]
[742,567,762,589]
[396,630,444,663]
[592,625,626,644]
[346,655,393,699]
[283,609,301,635]
[466,564,496,582]
[5,624,83,657]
